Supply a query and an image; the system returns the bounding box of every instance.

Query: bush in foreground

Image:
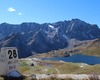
[88,73,99,80]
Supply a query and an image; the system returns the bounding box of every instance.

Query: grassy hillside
[74,39,100,57]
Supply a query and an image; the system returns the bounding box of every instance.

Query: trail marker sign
[0,47,19,75]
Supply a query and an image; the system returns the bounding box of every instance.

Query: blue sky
[0,0,100,27]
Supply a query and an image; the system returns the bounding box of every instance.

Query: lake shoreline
[42,54,100,65]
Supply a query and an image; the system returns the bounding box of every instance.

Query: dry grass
[63,76,74,80]
[88,73,99,80]
[1,74,99,80]
[38,76,74,80]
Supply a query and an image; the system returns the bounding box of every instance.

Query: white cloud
[7,7,16,12]
[18,13,22,15]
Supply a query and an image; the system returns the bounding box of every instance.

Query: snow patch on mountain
[89,34,95,38]
[63,35,68,39]
[48,32,55,38]
[48,25,54,29]
[70,23,74,31]
[21,32,25,35]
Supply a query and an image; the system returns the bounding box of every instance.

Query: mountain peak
[0,22,9,25]
[71,18,82,21]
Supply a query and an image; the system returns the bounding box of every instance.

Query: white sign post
[0,47,19,75]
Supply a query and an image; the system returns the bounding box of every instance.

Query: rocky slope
[0,33,32,58]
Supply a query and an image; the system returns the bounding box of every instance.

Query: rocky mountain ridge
[0,19,100,58]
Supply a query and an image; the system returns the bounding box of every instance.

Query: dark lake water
[42,55,100,65]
